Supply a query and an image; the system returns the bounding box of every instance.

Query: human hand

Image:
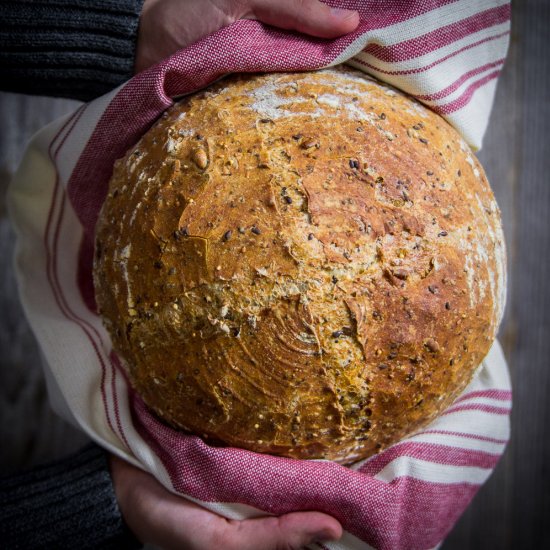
[110,454,343,550]
[135,0,360,73]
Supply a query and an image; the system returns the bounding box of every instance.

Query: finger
[219,510,343,550]
[247,0,360,38]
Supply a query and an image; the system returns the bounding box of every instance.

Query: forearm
[0,0,144,101]
[0,443,142,549]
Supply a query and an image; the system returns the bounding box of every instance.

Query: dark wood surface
[0,94,89,473]
[0,2,548,548]
[444,2,550,548]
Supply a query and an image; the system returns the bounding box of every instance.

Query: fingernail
[330,7,355,17]
[312,529,339,543]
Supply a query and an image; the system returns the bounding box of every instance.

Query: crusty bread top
[94,66,506,464]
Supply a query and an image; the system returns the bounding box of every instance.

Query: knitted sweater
[0,0,145,101]
[0,444,142,549]
[1,4,152,547]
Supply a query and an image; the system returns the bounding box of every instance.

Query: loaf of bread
[94,66,506,464]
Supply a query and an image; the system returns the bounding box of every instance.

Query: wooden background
[0,2,548,547]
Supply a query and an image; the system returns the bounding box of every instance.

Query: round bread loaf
[94,66,506,464]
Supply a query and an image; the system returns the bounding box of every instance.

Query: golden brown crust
[94,66,506,464]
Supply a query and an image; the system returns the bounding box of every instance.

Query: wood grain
[444,1,550,548]
[0,92,89,475]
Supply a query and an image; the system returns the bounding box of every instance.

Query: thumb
[247,0,360,38]
[223,510,343,550]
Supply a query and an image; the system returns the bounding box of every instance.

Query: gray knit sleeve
[0,444,143,549]
[0,0,145,101]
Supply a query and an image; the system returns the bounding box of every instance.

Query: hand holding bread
[110,453,342,549]
[135,0,360,72]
